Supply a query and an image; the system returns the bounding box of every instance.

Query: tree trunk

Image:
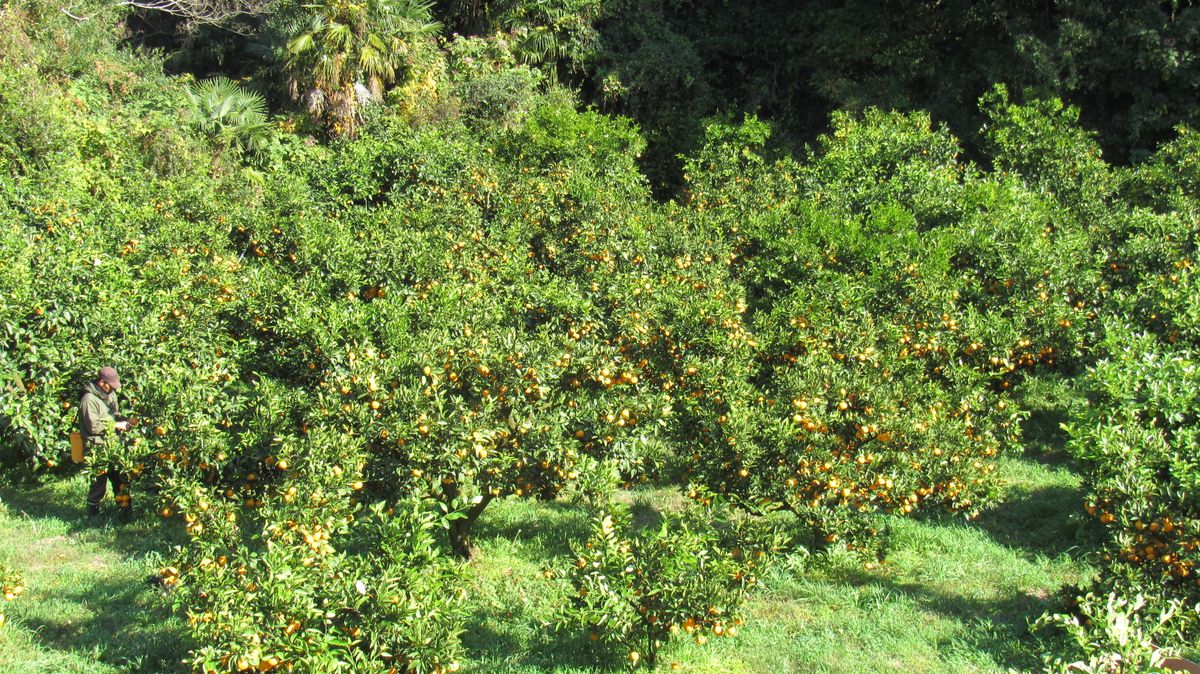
[449,516,473,559]
[444,481,494,560]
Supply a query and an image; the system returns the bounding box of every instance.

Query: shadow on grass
[461,613,608,673]
[0,479,192,673]
[629,498,664,531]
[971,484,1096,560]
[827,562,1060,672]
[1015,372,1086,469]
[0,474,95,517]
[0,482,187,554]
[22,582,190,674]
[472,498,593,559]
[1021,407,1076,468]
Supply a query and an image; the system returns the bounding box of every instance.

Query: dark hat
[98,366,121,390]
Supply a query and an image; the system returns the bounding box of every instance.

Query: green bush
[557,502,781,668]
[172,497,466,674]
[671,111,1090,551]
[1066,330,1200,638]
[1033,592,1191,674]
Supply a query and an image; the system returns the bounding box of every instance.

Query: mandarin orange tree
[557,501,783,669]
[980,90,1200,639]
[668,111,1094,550]
[169,487,467,674]
[112,94,697,669]
[128,93,673,552]
[294,106,681,558]
[1056,125,1200,639]
[1068,332,1200,637]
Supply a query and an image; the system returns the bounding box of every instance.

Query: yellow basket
[70,432,85,464]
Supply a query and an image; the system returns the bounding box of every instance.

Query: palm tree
[185,77,275,158]
[283,0,439,134]
[495,0,600,80]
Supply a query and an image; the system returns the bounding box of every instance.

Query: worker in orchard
[79,366,133,518]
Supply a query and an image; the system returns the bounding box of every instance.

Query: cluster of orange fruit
[1088,504,1199,583]
[2,583,24,602]
[0,571,25,628]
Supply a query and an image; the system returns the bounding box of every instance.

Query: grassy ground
[0,454,1094,673]
[461,454,1094,674]
[0,473,189,674]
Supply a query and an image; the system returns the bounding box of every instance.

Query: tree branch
[61,6,95,21]
[113,0,277,30]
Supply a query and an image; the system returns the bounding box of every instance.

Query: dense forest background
[138,0,1200,188]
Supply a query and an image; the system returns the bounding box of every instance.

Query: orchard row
[2,10,1199,667]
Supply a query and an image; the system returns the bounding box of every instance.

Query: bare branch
[61,7,95,21]
[114,0,277,29]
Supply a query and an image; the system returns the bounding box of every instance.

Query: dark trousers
[87,468,130,511]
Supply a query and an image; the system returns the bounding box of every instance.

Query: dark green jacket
[78,381,119,444]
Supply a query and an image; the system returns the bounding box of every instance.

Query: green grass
[0,474,190,674]
[0,455,1094,673]
[458,455,1094,673]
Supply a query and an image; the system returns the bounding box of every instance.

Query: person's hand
[115,421,131,432]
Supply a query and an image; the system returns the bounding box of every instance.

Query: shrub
[1066,330,1200,638]
[171,497,466,674]
[557,502,782,668]
[1033,592,1193,674]
[672,111,1089,551]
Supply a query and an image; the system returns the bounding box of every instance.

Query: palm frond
[185,77,272,156]
[287,32,316,56]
